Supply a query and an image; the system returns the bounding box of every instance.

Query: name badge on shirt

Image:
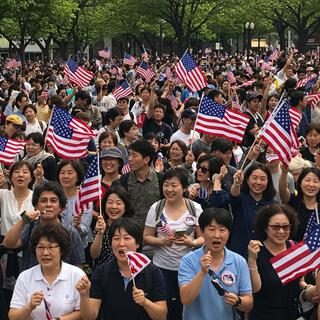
[221,271,236,286]
[184,215,196,226]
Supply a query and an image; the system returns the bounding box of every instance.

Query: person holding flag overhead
[76,217,167,320]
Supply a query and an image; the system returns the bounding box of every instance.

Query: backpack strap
[184,198,197,217]
[155,199,166,222]
[129,111,134,121]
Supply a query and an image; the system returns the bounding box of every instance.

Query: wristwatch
[234,296,242,307]
[20,211,31,224]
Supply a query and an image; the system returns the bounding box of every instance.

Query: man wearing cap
[170,109,200,147]
[4,115,24,138]
[243,92,264,147]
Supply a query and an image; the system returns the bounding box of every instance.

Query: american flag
[306,93,320,109]
[226,71,236,84]
[145,68,155,83]
[174,52,207,93]
[95,58,102,67]
[114,80,133,101]
[259,98,295,167]
[46,107,96,159]
[296,74,318,89]
[75,154,101,214]
[141,50,149,62]
[194,96,249,144]
[5,58,21,69]
[98,48,111,59]
[231,95,241,111]
[304,207,319,239]
[270,49,279,62]
[238,79,255,88]
[271,225,320,285]
[288,107,302,129]
[0,136,26,165]
[123,52,137,66]
[261,61,273,72]
[126,251,151,278]
[60,75,69,86]
[266,153,279,164]
[121,163,131,174]
[64,59,94,88]
[157,221,174,237]
[43,298,53,320]
[136,61,148,79]
[165,67,172,80]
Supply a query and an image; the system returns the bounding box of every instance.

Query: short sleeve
[193,202,203,225]
[144,202,158,228]
[89,264,105,299]
[150,265,166,302]
[10,272,28,309]
[178,254,198,287]
[237,257,252,295]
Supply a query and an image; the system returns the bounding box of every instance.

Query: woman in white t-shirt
[23,104,47,136]
[144,167,204,320]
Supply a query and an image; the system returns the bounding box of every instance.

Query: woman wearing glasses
[247,204,300,320]
[9,223,84,320]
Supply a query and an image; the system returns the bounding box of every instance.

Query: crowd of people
[0,47,319,320]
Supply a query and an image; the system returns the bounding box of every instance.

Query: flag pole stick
[189,93,203,151]
[126,255,136,287]
[97,153,102,217]
[43,105,55,152]
[239,137,262,171]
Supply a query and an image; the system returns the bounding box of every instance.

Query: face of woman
[197,161,210,182]
[112,228,139,263]
[247,169,268,196]
[11,165,32,188]
[140,90,150,102]
[35,237,61,268]
[148,138,160,152]
[100,137,115,150]
[306,130,320,148]
[26,139,42,157]
[163,176,184,202]
[59,164,78,189]
[106,193,125,221]
[265,213,291,245]
[300,172,320,198]
[268,96,279,111]
[24,107,36,122]
[170,143,184,162]
[110,115,123,129]
[101,157,120,174]
[125,125,139,142]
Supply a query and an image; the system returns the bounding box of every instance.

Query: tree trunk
[274,20,287,50]
[297,30,309,53]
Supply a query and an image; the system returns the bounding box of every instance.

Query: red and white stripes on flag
[123,52,137,66]
[121,163,131,174]
[43,298,53,320]
[174,52,207,93]
[288,107,302,129]
[5,58,21,69]
[64,59,94,88]
[114,80,133,101]
[306,93,320,110]
[98,48,111,59]
[157,221,174,237]
[296,74,317,88]
[0,136,26,165]
[226,71,236,84]
[145,68,155,83]
[75,154,101,214]
[126,251,151,278]
[194,96,250,144]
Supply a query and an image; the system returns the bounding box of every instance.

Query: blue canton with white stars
[85,155,99,179]
[199,96,226,118]
[305,225,320,252]
[304,210,319,238]
[274,100,292,132]
[181,53,197,72]
[0,136,8,151]
[67,59,78,73]
[51,108,73,138]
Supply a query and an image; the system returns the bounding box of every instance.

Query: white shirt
[10,262,85,320]
[145,200,202,271]
[0,189,34,236]
[170,129,200,147]
[25,120,47,136]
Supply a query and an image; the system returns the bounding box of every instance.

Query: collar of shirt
[34,261,69,283]
[131,168,155,183]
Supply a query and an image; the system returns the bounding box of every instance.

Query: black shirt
[142,118,172,145]
[90,259,166,320]
[243,111,264,147]
[249,242,300,320]
[300,147,315,163]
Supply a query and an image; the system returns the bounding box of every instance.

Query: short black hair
[75,90,90,102]
[241,162,276,200]
[9,160,34,183]
[290,90,305,107]
[105,107,122,125]
[199,207,233,231]
[99,131,118,146]
[23,104,37,115]
[207,90,222,100]
[305,123,320,135]
[254,204,299,240]
[29,223,71,259]
[296,167,320,199]
[163,167,189,189]
[32,181,67,208]
[154,103,165,113]
[197,155,224,178]
[211,137,233,153]
[57,160,85,186]
[108,217,143,250]
[129,139,155,165]
[144,132,161,145]
[119,120,136,139]
[101,186,134,219]
[26,132,45,148]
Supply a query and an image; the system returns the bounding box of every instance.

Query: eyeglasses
[268,224,291,232]
[36,244,59,252]
[196,164,209,174]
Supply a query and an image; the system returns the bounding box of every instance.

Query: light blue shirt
[178,246,252,320]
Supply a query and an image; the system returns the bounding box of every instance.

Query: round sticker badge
[184,215,196,226]
[221,271,236,286]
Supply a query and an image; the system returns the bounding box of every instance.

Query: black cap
[181,108,197,119]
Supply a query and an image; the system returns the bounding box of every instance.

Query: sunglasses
[268,224,291,232]
[196,164,209,174]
